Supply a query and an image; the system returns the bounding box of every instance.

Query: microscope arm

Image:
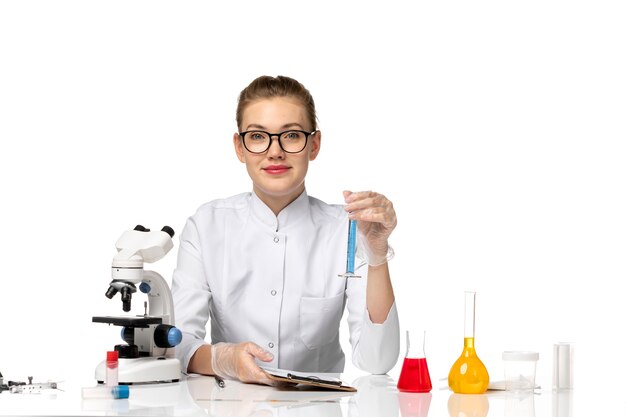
[141,270,175,326]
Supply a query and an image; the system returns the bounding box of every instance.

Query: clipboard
[261,367,357,392]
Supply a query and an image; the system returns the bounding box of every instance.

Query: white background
[0,0,624,408]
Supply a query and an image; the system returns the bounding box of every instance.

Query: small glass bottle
[105,350,119,387]
[448,291,489,394]
[397,330,432,393]
[82,385,129,399]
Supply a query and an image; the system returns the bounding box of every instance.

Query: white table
[0,373,621,416]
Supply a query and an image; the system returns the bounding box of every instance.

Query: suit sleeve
[171,217,211,373]
[345,266,400,374]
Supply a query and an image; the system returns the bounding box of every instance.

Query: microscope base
[95,357,181,384]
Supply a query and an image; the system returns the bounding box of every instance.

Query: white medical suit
[172,191,399,374]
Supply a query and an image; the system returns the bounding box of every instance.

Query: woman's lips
[263,165,290,175]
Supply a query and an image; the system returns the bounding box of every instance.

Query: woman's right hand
[211,342,276,385]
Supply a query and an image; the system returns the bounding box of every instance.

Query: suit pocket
[299,292,345,350]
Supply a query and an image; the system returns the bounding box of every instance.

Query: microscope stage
[92,316,163,327]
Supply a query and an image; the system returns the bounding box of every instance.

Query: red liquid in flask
[397,357,432,393]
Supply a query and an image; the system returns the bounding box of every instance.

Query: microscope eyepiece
[161,226,175,238]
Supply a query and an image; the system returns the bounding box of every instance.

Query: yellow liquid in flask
[448,337,489,394]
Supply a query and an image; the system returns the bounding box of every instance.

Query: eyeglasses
[238,130,316,154]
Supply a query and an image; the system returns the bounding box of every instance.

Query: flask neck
[462,337,478,356]
[404,330,427,359]
[463,291,476,338]
[463,337,475,349]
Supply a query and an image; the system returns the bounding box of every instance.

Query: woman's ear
[309,130,321,161]
[233,133,245,163]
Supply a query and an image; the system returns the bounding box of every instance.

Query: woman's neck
[253,185,305,216]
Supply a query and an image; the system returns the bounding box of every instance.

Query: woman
[172,75,399,385]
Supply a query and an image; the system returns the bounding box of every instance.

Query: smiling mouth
[263,166,290,174]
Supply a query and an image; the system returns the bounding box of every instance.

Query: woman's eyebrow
[280,123,304,130]
[245,123,265,130]
[244,123,304,131]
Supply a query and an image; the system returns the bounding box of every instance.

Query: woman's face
[234,97,321,206]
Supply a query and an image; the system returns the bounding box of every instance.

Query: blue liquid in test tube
[346,219,358,273]
[339,219,361,278]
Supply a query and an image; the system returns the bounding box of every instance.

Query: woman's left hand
[343,190,397,266]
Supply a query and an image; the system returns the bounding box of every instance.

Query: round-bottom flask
[448,291,489,394]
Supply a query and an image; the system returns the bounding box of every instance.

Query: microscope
[93,225,182,384]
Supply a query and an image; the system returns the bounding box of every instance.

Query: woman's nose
[266,136,285,158]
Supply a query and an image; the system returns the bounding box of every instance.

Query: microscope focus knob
[154,324,182,348]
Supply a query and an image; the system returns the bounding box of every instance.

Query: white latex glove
[343,190,397,266]
[211,342,275,385]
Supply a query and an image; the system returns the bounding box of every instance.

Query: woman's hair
[236,75,317,131]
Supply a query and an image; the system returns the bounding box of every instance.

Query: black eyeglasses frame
[238,130,317,154]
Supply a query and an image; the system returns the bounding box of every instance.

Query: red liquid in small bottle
[397,357,432,393]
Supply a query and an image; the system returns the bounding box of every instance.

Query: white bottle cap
[502,351,539,361]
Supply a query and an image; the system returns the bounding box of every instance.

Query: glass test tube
[338,219,361,278]
[106,351,119,387]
